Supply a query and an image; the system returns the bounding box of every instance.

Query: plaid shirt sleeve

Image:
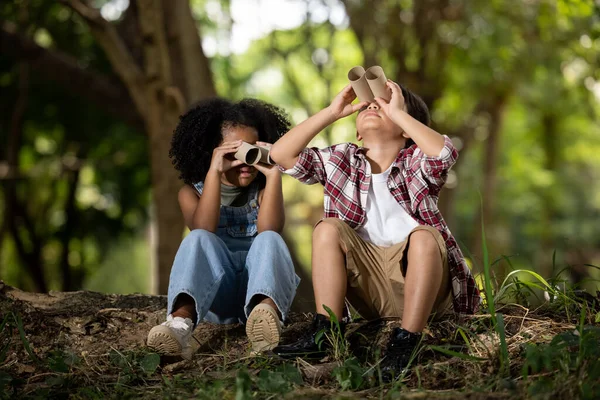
[281,146,333,185]
[408,135,458,191]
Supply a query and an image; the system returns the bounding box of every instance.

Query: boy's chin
[359,131,405,142]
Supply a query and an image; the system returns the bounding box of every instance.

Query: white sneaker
[147,315,194,359]
[246,303,282,353]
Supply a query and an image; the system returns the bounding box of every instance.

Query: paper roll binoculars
[348,66,391,103]
[234,142,274,165]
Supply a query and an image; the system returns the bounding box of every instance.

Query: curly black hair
[169,97,291,187]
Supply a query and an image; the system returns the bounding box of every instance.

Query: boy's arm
[270,84,368,170]
[375,80,445,157]
[269,107,335,170]
[375,81,458,188]
[413,136,458,189]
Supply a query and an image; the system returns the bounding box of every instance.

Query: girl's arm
[270,84,367,170]
[177,183,216,231]
[375,80,445,157]
[256,173,284,233]
[179,140,244,232]
[254,142,285,233]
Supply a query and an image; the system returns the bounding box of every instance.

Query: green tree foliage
[1,0,599,295]
[0,1,150,291]
[202,0,600,287]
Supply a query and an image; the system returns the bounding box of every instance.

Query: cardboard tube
[348,66,374,103]
[234,142,261,165]
[366,66,390,101]
[258,146,274,165]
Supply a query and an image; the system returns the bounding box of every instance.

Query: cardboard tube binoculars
[347,65,390,103]
[234,142,274,165]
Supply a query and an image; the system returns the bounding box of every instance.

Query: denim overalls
[167,182,300,324]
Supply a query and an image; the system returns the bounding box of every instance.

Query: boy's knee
[313,219,343,244]
[408,230,440,255]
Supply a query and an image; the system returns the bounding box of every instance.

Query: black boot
[273,314,345,359]
[379,327,422,382]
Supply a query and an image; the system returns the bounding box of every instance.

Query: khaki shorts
[316,218,452,321]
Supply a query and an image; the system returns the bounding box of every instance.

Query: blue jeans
[167,229,300,324]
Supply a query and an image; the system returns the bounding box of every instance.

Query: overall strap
[247,182,260,203]
[193,181,204,195]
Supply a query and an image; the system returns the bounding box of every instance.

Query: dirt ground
[1,281,593,399]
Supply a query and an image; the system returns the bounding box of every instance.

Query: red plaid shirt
[285,135,480,314]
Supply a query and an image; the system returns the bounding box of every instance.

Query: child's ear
[356,131,362,141]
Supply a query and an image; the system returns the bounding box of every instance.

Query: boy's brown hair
[400,85,430,148]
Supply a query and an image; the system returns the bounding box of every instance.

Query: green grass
[3,292,600,399]
[320,304,350,361]
[478,196,510,375]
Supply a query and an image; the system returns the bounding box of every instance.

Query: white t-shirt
[356,165,419,247]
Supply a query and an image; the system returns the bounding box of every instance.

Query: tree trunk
[145,0,217,294]
[162,0,215,105]
[470,94,508,271]
[63,0,217,294]
[136,0,183,295]
[146,92,187,294]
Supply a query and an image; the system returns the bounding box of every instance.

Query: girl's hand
[254,141,280,178]
[209,140,244,173]
[328,84,369,121]
[256,141,272,149]
[254,162,279,178]
[374,80,406,119]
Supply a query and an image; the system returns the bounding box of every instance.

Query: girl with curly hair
[147,97,300,359]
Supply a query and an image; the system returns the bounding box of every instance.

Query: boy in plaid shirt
[270,79,480,381]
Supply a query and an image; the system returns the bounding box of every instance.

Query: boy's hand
[254,141,280,179]
[209,140,244,174]
[375,80,406,117]
[328,84,369,121]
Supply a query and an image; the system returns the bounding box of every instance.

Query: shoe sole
[246,303,281,353]
[147,325,189,359]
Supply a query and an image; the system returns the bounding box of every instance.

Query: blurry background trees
[1,0,599,303]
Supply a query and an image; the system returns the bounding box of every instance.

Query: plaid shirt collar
[353,145,408,165]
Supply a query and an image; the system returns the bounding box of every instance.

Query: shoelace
[165,317,191,332]
[385,332,420,362]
